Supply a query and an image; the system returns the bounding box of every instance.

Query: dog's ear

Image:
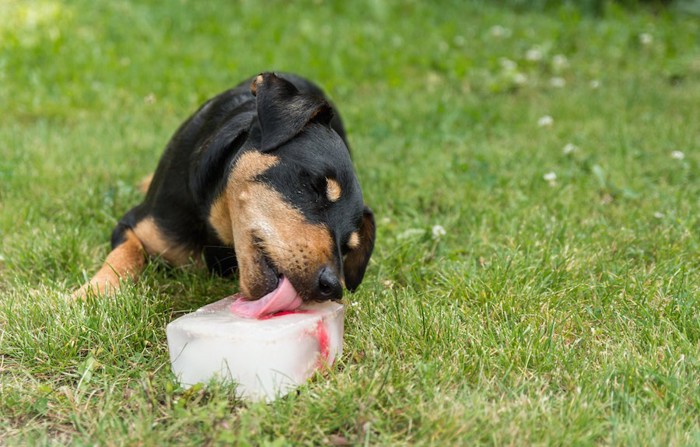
[251,72,333,151]
[344,206,376,292]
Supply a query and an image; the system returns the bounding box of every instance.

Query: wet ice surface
[166,298,344,401]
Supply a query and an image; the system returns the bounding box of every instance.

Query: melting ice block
[166,298,344,401]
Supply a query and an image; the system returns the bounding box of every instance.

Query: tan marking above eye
[347,231,360,250]
[326,178,341,202]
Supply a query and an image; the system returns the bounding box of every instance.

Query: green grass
[2,0,700,444]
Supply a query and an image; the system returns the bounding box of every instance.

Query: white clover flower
[590,80,601,89]
[552,54,569,70]
[654,211,665,219]
[432,225,447,239]
[671,151,685,160]
[538,115,554,127]
[426,72,441,88]
[563,143,578,155]
[489,25,510,38]
[543,172,557,184]
[639,33,653,45]
[525,47,543,61]
[499,57,517,71]
[562,144,576,155]
[550,77,566,88]
[513,72,528,85]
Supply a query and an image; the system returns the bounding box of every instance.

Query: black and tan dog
[75,72,375,305]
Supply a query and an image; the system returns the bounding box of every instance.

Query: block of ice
[166,298,344,401]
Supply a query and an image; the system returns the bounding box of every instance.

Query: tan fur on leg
[138,173,154,194]
[73,230,146,299]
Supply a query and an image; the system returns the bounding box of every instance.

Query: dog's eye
[309,176,341,204]
[297,171,326,199]
[340,242,352,256]
[312,176,328,196]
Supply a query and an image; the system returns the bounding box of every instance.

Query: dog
[75,72,375,305]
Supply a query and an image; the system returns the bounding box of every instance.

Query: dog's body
[77,73,375,304]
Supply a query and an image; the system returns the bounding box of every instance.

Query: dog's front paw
[70,276,120,300]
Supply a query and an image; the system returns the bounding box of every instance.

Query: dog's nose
[317,266,343,301]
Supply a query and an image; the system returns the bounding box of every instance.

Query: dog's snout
[317,266,343,301]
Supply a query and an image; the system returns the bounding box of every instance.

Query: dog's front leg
[73,229,146,299]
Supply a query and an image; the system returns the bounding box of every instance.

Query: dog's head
[209,73,375,303]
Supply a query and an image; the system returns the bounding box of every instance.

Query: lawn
[2,0,700,445]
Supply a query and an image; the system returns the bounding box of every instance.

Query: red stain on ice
[256,310,333,369]
[316,320,330,366]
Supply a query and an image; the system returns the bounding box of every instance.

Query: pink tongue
[230,276,303,319]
